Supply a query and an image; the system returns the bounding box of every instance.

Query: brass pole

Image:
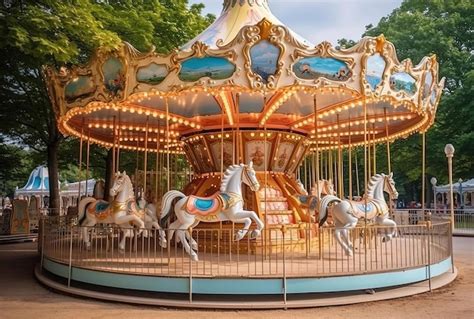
[314,95,320,200]
[85,128,91,197]
[236,93,240,163]
[422,132,426,214]
[384,108,391,174]
[155,119,160,204]
[116,112,121,171]
[112,116,116,174]
[355,149,360,197]
[221,106,225,176]
[363,99,368,268]
[143,116,149,201]
[78,118,84,204]
[337,114,342,198]
[348,115,352,200]
[166,98,170,192]
[372,123,377,174]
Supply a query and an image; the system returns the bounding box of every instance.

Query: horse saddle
[298,195,319,211]
[349,201,381,220]
[87,200,111,220]
[184,193,224,218]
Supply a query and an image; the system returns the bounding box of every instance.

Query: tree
[362,0,474,202]
[0,0,214,211]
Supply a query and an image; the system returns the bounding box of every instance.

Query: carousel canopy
[44,0,444,160]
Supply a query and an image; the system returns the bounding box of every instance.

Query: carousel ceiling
[44,0,444,154]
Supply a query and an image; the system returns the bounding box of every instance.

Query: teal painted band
[43,257,452,295]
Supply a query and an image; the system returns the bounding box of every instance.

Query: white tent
[434,178,474,208]
[15,165,96,210]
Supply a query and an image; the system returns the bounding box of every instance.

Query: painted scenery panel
[423,71,433,100]
[179,57,235,82]
[102,57,125,96]
[273,142,295,172]
[245,140,272,171]
[366,53,385,91]
[390,72,416,95]
[287,145,305,173]
[293,57,352,81]
[192,143,213,172]
[65,76,95,103]
[250,40,280,83]
[210,141,234,171]
[137,63,168,85]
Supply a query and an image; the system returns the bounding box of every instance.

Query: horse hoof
[159,239,168,249]
[250,230,261,239]
[235,230,245,241]
[346,250,353,257]
[191,254,199,262]
[118,249,125,254]
[191,243,198,251]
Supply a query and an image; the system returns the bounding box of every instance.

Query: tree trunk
[47,140,61,214]
[104,148,114,202]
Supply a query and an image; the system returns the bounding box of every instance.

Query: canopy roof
[15,165,95,197]
[16,166,50,194]
[435,178,474,193]
[44,0,444,154]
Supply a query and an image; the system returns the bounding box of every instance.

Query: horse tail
[319,195,341,227]
[77,197,96,225]
[159,190,185,229]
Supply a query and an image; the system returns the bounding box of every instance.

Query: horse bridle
[242,166,259,190]
[384,175,397,198]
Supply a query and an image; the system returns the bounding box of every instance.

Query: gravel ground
[0,237,472,319]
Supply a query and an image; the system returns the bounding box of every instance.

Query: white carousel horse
[78,171,147,251]
[140,201,167,246]
[159,162,263,261]
[93,179,105,199]
[318,173,398,256]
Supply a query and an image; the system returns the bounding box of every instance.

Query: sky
[189,0,403,45]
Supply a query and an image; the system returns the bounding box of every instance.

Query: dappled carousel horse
[78,171,165,251]
[318,173,399,256]
[159,162,263,261]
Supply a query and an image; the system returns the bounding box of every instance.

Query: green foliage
[0,140,37,196]
[0,0,214,200]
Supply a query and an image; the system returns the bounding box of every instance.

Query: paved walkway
[0,238,473,319]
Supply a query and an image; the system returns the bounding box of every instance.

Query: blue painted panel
[293,57,352,81]
[366,54,385,91]
[193,278,283,294]
[179,57,235,82]
[250,40,280,83]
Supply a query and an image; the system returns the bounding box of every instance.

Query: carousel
[37,0,455,308]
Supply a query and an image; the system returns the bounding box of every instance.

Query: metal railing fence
[41,216,452,279]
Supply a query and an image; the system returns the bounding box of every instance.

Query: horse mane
[121,173,135,198]
[366,173,384,198]
[220,164,244,192]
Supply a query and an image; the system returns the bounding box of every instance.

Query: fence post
[40,217,45,271]
[427,223,432,292]
[449,220,455,274]
[68,223,74,287]
[189,227,193,304]
[282,225,287,309]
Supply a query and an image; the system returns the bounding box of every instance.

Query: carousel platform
[35,262,457,309]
